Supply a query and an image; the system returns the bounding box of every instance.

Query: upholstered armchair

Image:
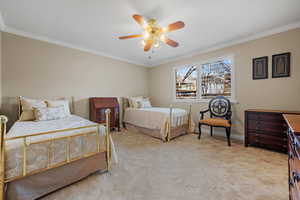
[198,96,232,146]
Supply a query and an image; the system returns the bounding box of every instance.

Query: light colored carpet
[42,130,288,200]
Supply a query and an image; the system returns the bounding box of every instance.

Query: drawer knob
[289,178,294,187]
[293,171,300,182]
[293,140,299,148]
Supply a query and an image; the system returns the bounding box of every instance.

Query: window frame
[172,54,237,103]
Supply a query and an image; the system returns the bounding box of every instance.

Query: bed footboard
[0,110,111,200]
[166,105,192,142]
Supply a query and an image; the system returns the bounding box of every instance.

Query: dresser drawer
[290,163,300,200]
[247,112,284,122]
[248,133,287,152]
[290,183,300,200]
[247,127,287,138]
[247,120,287,133]
[289,132,300,159]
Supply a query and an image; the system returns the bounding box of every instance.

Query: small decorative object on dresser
[252,56,268,80]
[245,109,300,153]
[272,52,291,78]
[89,97,120,131]
[283,114,300,200]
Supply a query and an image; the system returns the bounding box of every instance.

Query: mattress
[5,115,117,180]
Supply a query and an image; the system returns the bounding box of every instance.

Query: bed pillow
[137,98,152,108]
[19,97,47,121]
[46,99,71,116]
[129,96,144,108]
[34,106,69,121]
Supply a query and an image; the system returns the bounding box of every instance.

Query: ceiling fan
[119,14,185,52]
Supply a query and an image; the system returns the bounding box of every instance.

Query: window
[174,56,235,101]
[175,66,198,99]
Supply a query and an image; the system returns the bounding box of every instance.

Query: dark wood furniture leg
[198,123,201,139]
[210,126,213,136]
[226,127,231,146]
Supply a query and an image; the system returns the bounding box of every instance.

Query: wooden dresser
[89,97,120,131]
[284,114,300,200]
[245,109,300,153]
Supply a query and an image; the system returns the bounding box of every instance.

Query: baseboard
[195,127,244,142]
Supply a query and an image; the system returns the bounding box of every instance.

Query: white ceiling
[1,0,300,67]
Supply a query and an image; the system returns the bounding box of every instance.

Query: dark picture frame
[252,56,268,80]
[272,52,291,78]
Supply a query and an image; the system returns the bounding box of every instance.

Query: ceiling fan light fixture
[119,14,184,52]
[153,41,160,48]
[143,31,150,39]
[160,34,166,42]
[162,27,168,33]
[141,40,146,47]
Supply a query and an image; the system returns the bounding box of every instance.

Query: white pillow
[46,99,71,116]
[19,97,47,121]
[34,106,68,121]
[129,96,144,108]
[137,98,152,108]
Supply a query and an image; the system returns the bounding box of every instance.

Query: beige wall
[2,32,149,127]
[0,31,2,111]
[149,28,300,139]
[2,28,300,136]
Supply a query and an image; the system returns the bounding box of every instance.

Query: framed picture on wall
[272,52,291,78]
[252,56,268,80]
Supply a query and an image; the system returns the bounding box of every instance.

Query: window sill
[173,98,238,104]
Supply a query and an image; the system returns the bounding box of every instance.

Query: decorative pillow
[137,98,152,108]
[34,106,69,121]
[129,96,144,108]
[46,99,71,116]
[19,111,36,121]
[19,97,47,121]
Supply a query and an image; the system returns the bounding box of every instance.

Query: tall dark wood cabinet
[245,109,300,153]
[284,115,300,200]
[89,97,120,131]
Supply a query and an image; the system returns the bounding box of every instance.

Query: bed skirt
[125,123,188,141]
[5,152,107,200]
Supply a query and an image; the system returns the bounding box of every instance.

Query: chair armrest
[199,109,209,120]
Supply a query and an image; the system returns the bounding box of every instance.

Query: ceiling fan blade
[161,37,179,47]
[133,14,146,27]
[119,34,143,40]
[144,40,153,51]
[166,21,185,32]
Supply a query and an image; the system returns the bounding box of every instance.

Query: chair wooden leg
[210,126,213,136]
[198,123,202,140]
[226,127,231,146]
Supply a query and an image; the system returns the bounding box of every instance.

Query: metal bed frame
[0,97,112,200]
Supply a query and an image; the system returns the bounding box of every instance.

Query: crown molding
[2,18,300,68]
[4,27,149,67]
[0,11,6,31]
[149,21,300,67]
